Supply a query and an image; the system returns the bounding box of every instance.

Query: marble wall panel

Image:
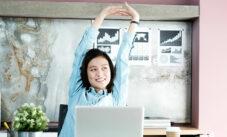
[0,92,1,127]
[0,17,90,121]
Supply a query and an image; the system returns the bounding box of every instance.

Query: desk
[1,127,200,137]
[144,126,201,136]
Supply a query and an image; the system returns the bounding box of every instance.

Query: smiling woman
[59,3,140,137]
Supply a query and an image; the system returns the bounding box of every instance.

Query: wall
[199,0,227,136]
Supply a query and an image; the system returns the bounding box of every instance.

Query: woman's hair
[80,48,115,93]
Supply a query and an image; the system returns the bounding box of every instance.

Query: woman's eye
[90,68,96,72]
[102,67,108,70]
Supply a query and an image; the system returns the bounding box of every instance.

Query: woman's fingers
[102,6,122,13]
[99,3,139,19]
[124,2,140,20]
[103,7,129,17]
[114,12,130,16]
[112,9,130,16]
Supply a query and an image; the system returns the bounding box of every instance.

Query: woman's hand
[122,2,140,33]
[99,6,124,19]
[101,3,140,21]
[92,3,140,32]
[124,2,140,22]
[93,6,125,29]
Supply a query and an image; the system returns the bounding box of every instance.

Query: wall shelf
[0,1,199,20]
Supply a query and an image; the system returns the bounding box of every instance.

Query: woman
[59,3,139,137]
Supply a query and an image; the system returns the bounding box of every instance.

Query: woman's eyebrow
[88,66,97,69]
[101,64,109,66]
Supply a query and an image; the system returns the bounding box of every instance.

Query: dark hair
[80,48,115,93]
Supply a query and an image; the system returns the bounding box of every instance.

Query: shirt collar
[89,87,108,96]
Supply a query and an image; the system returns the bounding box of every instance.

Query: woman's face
[87,56,111,91]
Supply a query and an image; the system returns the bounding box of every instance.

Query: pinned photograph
[160,30,182,46]
[97,28,120,45]
[134,32,149,43]
[158,30,184,66]
[129,28,151,65]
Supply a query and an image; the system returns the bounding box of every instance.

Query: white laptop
[75,106,144,137]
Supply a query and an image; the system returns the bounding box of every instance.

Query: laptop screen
[75,106,144,137]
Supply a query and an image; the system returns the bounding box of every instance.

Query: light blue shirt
[59,26,135,137]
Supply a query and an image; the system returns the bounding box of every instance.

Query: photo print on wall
[158,30,184,66]
[128,28,151,65]
[96,28,120,62]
